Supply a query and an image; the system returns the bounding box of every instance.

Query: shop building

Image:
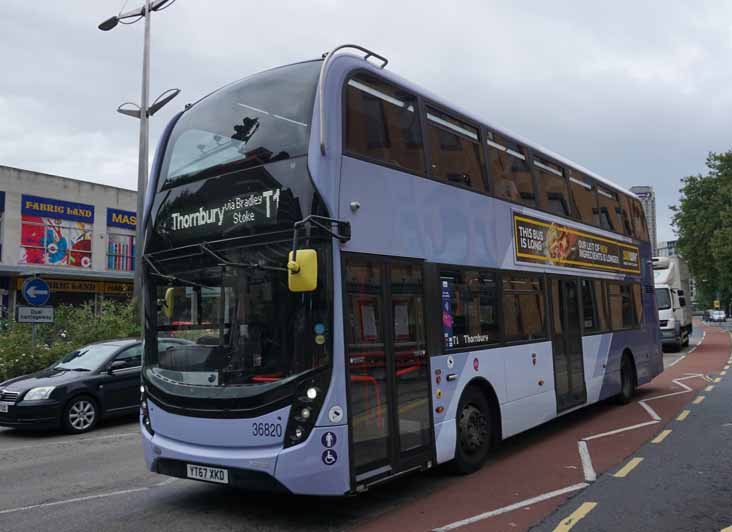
[0,165,137,317]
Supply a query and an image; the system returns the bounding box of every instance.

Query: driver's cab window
[113,345,142,370]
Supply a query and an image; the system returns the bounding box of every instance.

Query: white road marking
[577,441,596,482]
[432,483,589,532]
[0,432,138,454]
[582,420,659,442]
[578,373,706,482]
[0,487,150,516]
[638,400,662,421]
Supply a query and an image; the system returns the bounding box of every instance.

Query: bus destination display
[167,188,281,234]
[514,213,641,274]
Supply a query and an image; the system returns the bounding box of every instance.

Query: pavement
[0,323,726,532]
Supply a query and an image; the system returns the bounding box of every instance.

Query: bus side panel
[582,333,614,402]
[275,425,351,496]
[338,156,500,267]
[430,352,506,465]
[596,329,650,401]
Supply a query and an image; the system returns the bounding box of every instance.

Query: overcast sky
[2,1,731,242]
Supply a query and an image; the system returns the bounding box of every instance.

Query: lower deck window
[502,275,546,341]
[440,270,499,349]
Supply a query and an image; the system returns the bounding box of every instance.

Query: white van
[653,256,693,351]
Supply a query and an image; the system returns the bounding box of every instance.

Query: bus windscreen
[160,60,321,189]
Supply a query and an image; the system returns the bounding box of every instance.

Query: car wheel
[63,396,99,434]
[452,386,494,474]
[616,355,637,405]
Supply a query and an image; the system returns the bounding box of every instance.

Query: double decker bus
[140,45,662,495]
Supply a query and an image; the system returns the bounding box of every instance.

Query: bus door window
[345,261,391,471]
[487,133,536,207]
[535,157,570,217]
[425,108,485,191]
[345,75,425,175]
[390,264,430,453]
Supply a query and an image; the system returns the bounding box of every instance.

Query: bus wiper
[199,243,287,273]
[143,255,210,288]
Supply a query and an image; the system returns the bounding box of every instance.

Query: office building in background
[631,185,657,254]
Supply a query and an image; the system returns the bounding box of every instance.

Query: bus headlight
[284,373,328,449]
[140,386,155,436]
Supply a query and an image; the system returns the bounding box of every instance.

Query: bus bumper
[141,407,350,496]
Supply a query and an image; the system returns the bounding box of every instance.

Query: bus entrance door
[343,257,434,487]
[550,278,587,412]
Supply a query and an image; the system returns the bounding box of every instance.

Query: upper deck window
[535,157,570,217]
[487,133,536,207]
[425,108,485,191]
[345,74,425,175]
[619,194,634,236]
[567,170,598,226]
[160,61,321,189]
[597,186,622,233]
[630,198,650,242]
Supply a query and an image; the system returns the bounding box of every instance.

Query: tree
[671,149,732,310]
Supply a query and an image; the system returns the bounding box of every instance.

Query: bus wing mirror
[288,249,318,292]
[164,287,175,319]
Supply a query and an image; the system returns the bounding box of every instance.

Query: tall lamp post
[98,0,180,310]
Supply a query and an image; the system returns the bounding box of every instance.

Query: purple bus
[140,45,662,495]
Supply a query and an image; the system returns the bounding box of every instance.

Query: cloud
[3,0,732,243]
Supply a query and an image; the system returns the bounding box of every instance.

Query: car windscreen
[655,288,672,310]
[54,344,122,371]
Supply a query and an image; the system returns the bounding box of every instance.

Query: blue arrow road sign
[22,278,50,306]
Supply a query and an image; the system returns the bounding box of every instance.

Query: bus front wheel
[453,386,494,474]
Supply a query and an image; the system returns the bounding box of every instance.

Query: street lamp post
[99,0,180,313]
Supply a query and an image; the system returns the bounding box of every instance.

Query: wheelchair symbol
[322,449,338,466]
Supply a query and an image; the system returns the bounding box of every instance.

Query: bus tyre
[453,387,493,474]
[62,395,99,434]
[616,355,637,405]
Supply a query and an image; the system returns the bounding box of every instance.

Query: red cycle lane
[355,325,730,532]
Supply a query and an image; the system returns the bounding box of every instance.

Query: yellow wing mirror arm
[288,216,351,293]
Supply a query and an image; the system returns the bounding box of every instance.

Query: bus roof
[327,52,636,199]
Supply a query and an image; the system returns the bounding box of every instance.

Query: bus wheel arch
[616,349,638,405]
[451,378,501,474]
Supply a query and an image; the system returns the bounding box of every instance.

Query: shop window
[20,218,92,268]
[345,74,425,175]
[440,269,499,349]
[426,108,485,191]
[487,133,536,207]
[107,233,136,272]
[502,274,545,341]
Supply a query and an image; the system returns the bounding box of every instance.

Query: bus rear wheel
[616,354,637,405]
[453,386,494,474]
